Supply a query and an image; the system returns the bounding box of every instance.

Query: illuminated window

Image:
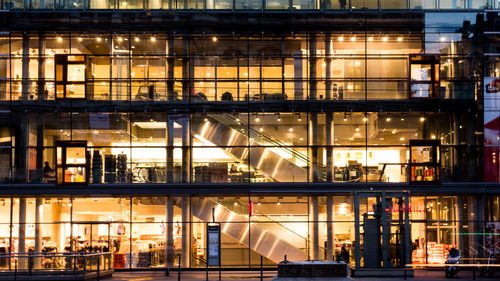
[409,55,440,99]
[55,141,88,185]
[409,139,440,184]
[55,55,87,99]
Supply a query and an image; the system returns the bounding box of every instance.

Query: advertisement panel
[484,77,500,182]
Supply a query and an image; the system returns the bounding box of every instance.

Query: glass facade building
[0,2,499,272]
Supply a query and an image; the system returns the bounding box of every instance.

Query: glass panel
[66,147,86,164]
[66,84,85,98]
[64,167,86,183]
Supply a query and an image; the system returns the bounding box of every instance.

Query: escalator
[193,114,308,182]
[193,114,363,183]
[191,197,308,263]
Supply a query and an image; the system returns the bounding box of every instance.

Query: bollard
[178,255,181,281]
[97,256,101,281]
[29,255,32,276]
[14,259,17,281]
[260,256,263,281]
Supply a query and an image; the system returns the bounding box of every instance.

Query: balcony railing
[0,252,113,279]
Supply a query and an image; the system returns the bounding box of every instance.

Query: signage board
[207,223,220,266]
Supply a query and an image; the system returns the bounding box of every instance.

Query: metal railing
[0,252,113,279]
[1,0,495,11]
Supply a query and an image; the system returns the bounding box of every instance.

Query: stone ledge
[351,268,414,277]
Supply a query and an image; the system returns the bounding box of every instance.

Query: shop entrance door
[354,191,411,269]
[71,222,111,253]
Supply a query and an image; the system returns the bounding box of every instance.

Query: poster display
[484,77,500,181]
[207,223,220,266]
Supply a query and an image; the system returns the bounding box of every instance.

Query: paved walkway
[108,270,496,281]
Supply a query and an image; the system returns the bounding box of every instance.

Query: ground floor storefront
[0,191,498,270]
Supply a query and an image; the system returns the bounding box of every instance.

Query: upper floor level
[1,0,498,11]
[0,27,484,103]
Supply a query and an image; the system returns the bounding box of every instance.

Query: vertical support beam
[14,114,28,183]
[326,112,334,182]
[166,116,174,183]
[456,196,463,254]
[21,33,30,101]
[166,197,175,267]
[35,113,44,183]
[309,113,319,182]
[311,196,319,260]
[309,34,317,100]
[325,34,332,100]
[293,50,303,100]
[354,193,360,268]
[37,33,46,101]
[52,200,63,253]
[381,193,388,268]
[18,197,27,269]
[326,196,334,261]
[478,194,485,252]
[453,113,461,180]
[404,193,411,266]
[182,39,190,101]
[181,117,190,183]
[181,196,190,268]
[167,37,175,101]
[34,198,42,268]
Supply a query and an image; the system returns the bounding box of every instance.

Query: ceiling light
[259,128,264,132]
[96,37,102,42]
[397,37,403,42]
[77,37,83,42]
[117,37,123,42]
[151,37,156,42]
[57,37,62,42]
[289,128,293,132]
[351,37,356,41]
[135,37,140,42]
[368,37,373,41]
[382,37,388,42]
[212,36,218,42]
[338,36,344,41]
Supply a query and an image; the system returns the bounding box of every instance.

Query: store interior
[0,194,482,269]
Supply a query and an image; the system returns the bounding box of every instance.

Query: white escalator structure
[191,197,308,263]
[193,114,308,182]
